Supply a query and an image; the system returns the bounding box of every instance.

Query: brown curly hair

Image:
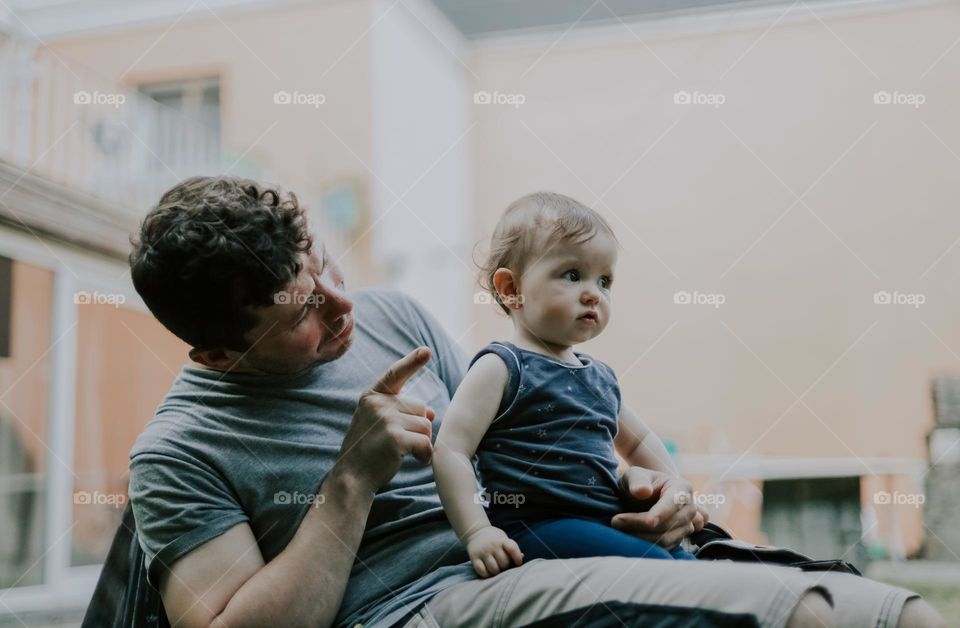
[129,176,313,350]
[478,192,617,314]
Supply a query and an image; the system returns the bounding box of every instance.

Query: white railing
[0,33,248,217]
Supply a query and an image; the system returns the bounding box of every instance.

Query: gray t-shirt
[129,288,477,628]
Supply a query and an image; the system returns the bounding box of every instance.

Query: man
[127,176,943,627]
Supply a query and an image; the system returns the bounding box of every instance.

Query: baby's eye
[561,269,580,282]
[599,275,612,289]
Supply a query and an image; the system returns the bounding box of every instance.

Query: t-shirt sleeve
[401,295,469,399]
[129,451,250,587]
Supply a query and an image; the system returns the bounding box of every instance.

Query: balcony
[0,29,253,257]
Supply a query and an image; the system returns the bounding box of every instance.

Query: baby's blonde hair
[479,192,618,314]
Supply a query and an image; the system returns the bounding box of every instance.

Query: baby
[433,192,696,578]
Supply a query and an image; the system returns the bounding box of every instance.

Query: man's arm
[161,466,374,628]
[157,347,436,628]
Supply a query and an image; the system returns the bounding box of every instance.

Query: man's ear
[492,268,523,310]
[189,346,244,372]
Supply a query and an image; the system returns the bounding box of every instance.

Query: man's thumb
[630,481,655,501]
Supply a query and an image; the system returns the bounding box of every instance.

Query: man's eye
[562,269,580,282]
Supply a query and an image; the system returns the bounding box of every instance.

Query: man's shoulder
[128,407,197,464]
[352,287,429,326]
[352,286,417,310]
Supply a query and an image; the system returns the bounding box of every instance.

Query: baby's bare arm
[614,403,679,476]
[433,353,508,542]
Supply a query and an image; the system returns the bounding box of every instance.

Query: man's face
[239,245,355,374]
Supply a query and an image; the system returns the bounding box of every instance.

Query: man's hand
[463,526,524,578]
[610,467,709,549]
[336,347,435,492]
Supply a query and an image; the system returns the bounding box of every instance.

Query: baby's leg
[669,545,698,560]
[512,518,675,561]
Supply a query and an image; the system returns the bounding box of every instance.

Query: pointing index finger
[371,347,431,395]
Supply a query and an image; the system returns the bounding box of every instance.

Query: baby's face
[514,230,617,347]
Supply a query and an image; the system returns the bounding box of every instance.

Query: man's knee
[785,591,835,628]
[898,598,946,628]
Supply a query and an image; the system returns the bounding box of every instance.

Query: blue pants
[511,518,698,561]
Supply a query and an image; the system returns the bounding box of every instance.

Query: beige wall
[48,0,379,283]
[469,2,959,462]
[466,2,960,552]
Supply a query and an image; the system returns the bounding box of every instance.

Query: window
[0,258,53,589]
[71,296,189,567]
[138,77,221,176]
[0,234,188,612]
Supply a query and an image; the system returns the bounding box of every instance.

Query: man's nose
[316,277,352,316]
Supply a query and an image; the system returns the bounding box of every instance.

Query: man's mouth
[323,315,353,348]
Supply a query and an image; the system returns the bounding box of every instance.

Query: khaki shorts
[400,557,918,628]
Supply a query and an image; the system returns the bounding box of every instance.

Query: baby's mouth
[578,311,598,322]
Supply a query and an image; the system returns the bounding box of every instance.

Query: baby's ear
[492,268,522,310]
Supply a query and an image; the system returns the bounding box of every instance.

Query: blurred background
[1,0,959,624]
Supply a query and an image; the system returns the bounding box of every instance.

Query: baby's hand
[464,526,524,578]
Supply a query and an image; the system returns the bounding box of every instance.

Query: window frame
[0,223,151,615]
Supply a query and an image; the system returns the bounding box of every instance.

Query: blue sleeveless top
[470,341,625,536]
